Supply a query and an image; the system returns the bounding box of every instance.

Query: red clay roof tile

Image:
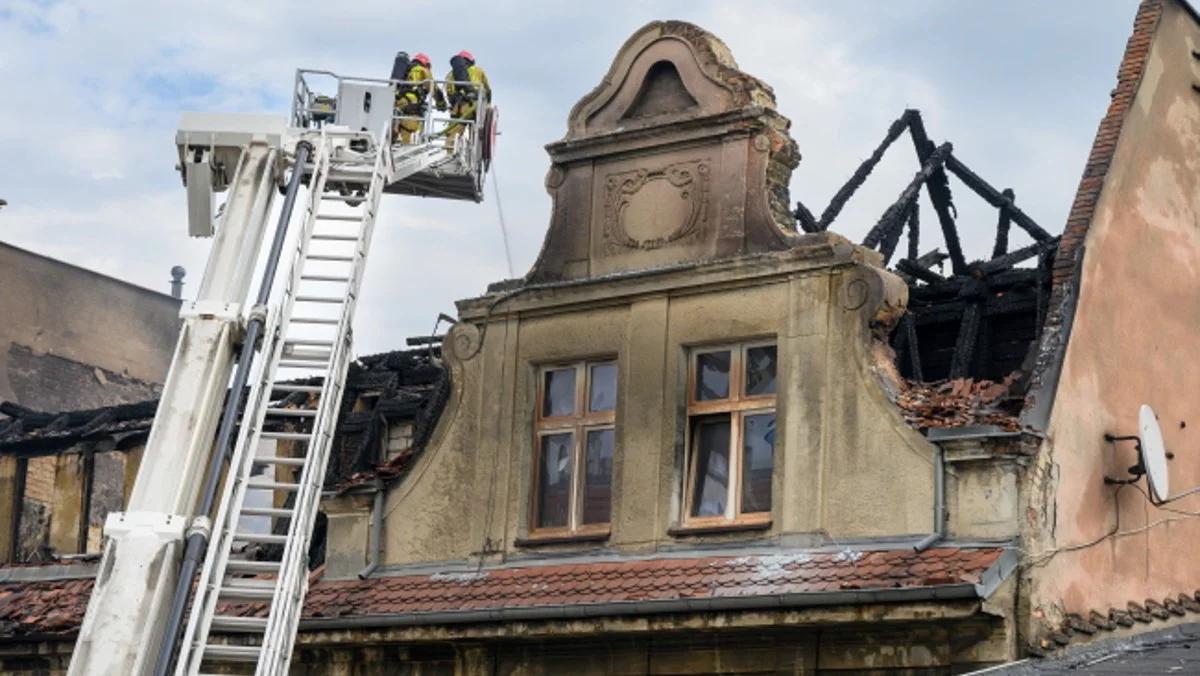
[0,547,1003,637]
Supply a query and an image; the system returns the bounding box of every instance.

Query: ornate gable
[527,21,801,282]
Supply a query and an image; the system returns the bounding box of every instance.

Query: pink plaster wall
[1029,0,1200,622]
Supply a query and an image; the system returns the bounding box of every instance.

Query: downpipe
[914,446,946,552]
[152,141,313,676]
[357,482,384,580]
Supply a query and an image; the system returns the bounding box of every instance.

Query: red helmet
[456,50,475,63]
[413,53,431,67]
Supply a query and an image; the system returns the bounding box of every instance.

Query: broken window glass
[690,417,730,517]
[740,413,775,514]
[745,345,777,396]
[582,428,614,525]
[542,368,576,417]
[695,351,731,401]
[588,362,617,413]
[536,433,574,529]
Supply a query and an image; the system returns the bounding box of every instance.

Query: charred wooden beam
[907,111,967,275]
[818,110,916,230]
[897,257,947,285]
[864,142,953,249]
[880,199,915,264]
[977,239,1058,276]
[907,200,921,262]
[794,199,820,233]
[993,188,1014,258]
[949,302,982,379]
[945,155,1053,243]
[904,313,924,381]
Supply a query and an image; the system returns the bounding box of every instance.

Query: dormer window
[683,342,776,527]
[531,360,617,536]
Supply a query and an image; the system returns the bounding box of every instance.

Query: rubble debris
[895,372,1024,432]
[795,109,1057,391]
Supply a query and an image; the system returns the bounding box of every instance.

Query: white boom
[68,70,495,675]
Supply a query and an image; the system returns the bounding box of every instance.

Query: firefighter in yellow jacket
[393,52,434,144]
[436,51,490,150]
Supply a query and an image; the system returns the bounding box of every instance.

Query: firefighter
[438,51,490,150]
[393,52,435,144]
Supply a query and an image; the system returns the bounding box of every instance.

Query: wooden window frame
[681,341,777,530]
[529,359,617,540]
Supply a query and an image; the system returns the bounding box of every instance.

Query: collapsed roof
[795,109,1060,433]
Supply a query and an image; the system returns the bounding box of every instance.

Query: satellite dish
[1139,404,1170,503]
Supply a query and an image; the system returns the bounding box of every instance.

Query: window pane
[582,429,614,524]
[695,351,731,401]
[542,368,576,417]
[689,417,731,517]
[536,433,574,528]
[741,413,775,514]
[745,345,777,396]
[589,362,617,412]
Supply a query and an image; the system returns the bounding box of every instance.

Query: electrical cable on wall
[1024,483,1200,568]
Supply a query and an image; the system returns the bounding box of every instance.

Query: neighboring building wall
[1025,0,1200,631]
[0,242,180,410]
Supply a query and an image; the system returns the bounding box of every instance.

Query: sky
[0,1,1140,356]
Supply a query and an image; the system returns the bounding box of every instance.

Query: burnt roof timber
[978,239,1059,276]
[896,257,947,285]
[816,110,916,231]
[863,142,953,250]
[907,111,968,274]
[944,154,1053,243]
[992,188,1015,258]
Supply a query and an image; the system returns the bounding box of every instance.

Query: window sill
[514,530,611,547]
[668,519,772,537]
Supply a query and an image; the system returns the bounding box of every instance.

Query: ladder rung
[223,576,276,590]
[265,407,317,417]
[285,338,334,347]
[282,349,331,361]
[295,295,344,303]
[255,455,306,467]
[305,254,355,262]
[277,359,328,369]
[312,233,359,241]
[271,384,322,393]
[240,507,294,519]
[233,531,289,544]
[315,213,361,221]
[244,480,302,492]
[300,274,350,282]
[225,558,283,573]
[259,431,312,441]
[290,317,339,325]
[209,615,268,633]
[202,643,262,662]
[242,477,300,494]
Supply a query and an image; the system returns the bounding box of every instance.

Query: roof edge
[1023,0,1166,429]
[298,583,983,632]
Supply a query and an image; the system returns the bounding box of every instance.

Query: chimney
[170,265,186,299]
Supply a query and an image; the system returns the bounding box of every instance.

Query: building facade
[3,2,1200,673]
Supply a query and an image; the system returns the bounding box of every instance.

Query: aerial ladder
[67,70,497,676]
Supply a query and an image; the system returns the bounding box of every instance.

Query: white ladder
[176,132,442,675]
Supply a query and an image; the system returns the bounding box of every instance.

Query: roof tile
[0,547,1003,637]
